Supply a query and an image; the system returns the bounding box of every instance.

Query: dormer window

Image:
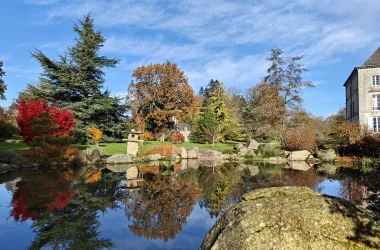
[373,75,380,85]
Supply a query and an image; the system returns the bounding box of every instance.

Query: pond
[0,161,379,250]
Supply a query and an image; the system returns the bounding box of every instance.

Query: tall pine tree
[22,14,126,142]
[0,60,6,100]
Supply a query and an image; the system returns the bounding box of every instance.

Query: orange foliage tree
[87,127,102,147]
[128,61,196,133]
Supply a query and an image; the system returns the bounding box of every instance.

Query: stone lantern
[127,129,143,156]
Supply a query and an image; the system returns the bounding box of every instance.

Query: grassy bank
[0,139,237,155]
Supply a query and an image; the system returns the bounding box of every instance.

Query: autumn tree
[16,99,76,143]
[124,173,197,241]
[87,127,102,147]
[243,83,285,141]
[128,61,196,133]
[20,14,126,142]
[263,48,314,143]
[0,60,6,100]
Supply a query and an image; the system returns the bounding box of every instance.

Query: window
[373,95,380,110]
[374,117,380,132]
[373,75,380,85]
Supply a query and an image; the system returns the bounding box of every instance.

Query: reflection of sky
[316,179,343,198]
[99,202,216,250]
[0,172,348,250]
[0,184,34,250]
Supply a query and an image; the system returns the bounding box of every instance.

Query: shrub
[16,99,76,143]
[222,149,237,155]
[172,131,185,144]
[260,146,281,158]
[17,145,81,166]
[29,135,74,148]
[141,145,180,157]
[284,129,317,152]
[143,131,155,141]
[87,127,102,146]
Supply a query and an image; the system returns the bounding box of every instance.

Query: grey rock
[287,150,312,161]
[51,162,58,166]
[288,161,312,171]
[234,143,244,150]
[179,147,188,159]
[199,158,225,167]
[264,156,287,164]
[187,159,200,169]
[317,149,337,162]
[32,163,39,167]
[89,149,101,163]
[199,150,225,159]
[238,147,255,156]
[77,151,88,164]
[317,163,338,175]
[106,154,135,164]
[247,165,260,176]
[187,147,199,159]
[201,187,380,250]
[246,138,259,150]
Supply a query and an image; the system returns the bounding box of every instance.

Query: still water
[0,161,378,250]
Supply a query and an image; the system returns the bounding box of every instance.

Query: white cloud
[24,0,380,94]
[0,55,11,62]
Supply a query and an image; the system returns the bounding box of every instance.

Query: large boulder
[246,138,259,150]
[287,150,312,161]
[199,150,224,159]
[317,149,337,162]
[87,149,102,164]
[179,147,188,159]
[0,151,30,166]
[234,143,244,151]
[106,154,135,164]
[187,147,199,159]
[201,187,380,250]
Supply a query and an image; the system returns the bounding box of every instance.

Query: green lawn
[77,141,238,155]
[0,138,30,151]
[0,139,238,155]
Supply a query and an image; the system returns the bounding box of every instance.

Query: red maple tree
[16,99,76,143]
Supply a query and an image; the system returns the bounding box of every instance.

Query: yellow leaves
[87,127,102,142]
[85,172,102,183]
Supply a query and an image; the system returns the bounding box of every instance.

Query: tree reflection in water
[124,169,198,242]
[9,167,125,250]
[197,163,240,218]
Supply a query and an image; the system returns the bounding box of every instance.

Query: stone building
[345,48,380,132]
[171,116,191,142]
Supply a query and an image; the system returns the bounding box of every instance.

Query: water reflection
[0,161,379,249]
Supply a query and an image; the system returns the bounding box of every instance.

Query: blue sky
[1,0,380,118]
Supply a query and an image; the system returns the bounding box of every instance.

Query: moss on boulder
[201,187,380,250]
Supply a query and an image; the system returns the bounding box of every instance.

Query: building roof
[176,122,191,131]
[344,47,380,86]
[361,47,380,67]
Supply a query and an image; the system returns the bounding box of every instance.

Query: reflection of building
[124,167,143,190]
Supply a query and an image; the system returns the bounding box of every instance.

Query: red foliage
[16,99,76,143]
[172,131,185,144]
